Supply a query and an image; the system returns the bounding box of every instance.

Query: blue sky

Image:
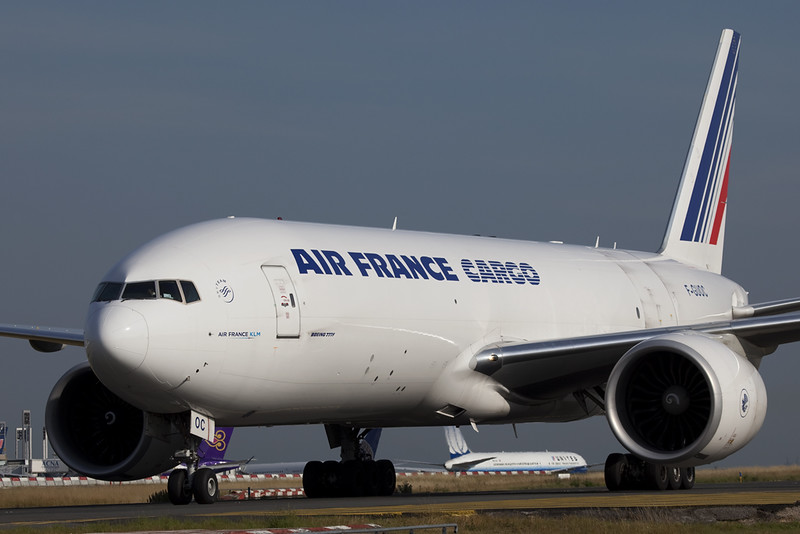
[2,2,800,468]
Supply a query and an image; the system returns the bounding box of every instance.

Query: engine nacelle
[46,362,184,480]
[606,332,766,466]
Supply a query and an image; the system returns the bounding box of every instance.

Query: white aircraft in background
[1,29,798,504]
[444,426,588,475]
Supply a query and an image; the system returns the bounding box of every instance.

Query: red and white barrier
[1,469,543,488]
[222,488,305,500]
[0,472,299,488]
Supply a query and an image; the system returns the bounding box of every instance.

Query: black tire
[680,466,695,490]
[322,460,342,498]
[645,462,669,491]
[362,460,380,496]
[375,459,396,496]
[341,460,365,497]
[192,468,218,504]
[303,460,324,498]
[667,466,682,490]
[167,469,192,505]
[604,453,627,491]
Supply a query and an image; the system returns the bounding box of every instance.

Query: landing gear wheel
[604,453,627,491]
[192,468,218,504]
[667,466,682,490]
[342,460,365,497]
[645,463,669,491]
[303,460,324,498]
[362,460,380,496]
[375,459,396,496]
[322,460,342,498]
[167,470,193,505]
[680,466,695,490]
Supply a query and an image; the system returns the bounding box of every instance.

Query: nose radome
[85,305,149,373]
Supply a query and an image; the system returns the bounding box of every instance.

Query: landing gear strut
[303,426,396,498]
[604,453,695,491]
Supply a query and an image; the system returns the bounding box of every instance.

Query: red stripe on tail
[709,151,731,245]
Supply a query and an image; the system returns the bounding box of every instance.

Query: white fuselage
[444,451,587,473]
[84,217,747,428]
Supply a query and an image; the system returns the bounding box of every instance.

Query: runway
[3,482,800,530]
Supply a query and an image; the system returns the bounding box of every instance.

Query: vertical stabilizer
[659,29,740,274]
[198,426,233,462]
[362,428,382,459]
[444,426,471,459]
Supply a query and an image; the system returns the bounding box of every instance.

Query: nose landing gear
[167,448,219,505]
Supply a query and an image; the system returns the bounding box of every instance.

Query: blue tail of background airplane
[444,426,471,459]
[362,428,382,459]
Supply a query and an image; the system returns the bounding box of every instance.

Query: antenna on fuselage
[392,217,398,231]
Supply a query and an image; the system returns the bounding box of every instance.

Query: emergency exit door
[261,265,300,338]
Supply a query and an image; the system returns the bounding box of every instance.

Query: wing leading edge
[0,323,84,353]
[471,300,800,403]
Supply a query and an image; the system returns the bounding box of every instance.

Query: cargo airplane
[2,29,797,503]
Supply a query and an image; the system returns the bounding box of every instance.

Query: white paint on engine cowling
[606,332,766,466]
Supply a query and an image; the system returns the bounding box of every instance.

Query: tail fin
[659,29,740,274]
[361,428,382,459]
[198,426,234,462]
[444,426,471,459]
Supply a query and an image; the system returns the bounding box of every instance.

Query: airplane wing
[207,461,248,474]
[545,462,604,476]
[447,456,497,471]
[471,299,800,403]
[0,323,84,353]
[390,459,447,472]
[172,461,246,474]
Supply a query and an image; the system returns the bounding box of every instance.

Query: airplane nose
[85,305,149,373]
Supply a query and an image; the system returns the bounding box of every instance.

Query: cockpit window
[93,280,201,304]
[158,280,183,302]
[92,282,124,302]
[122,281,157,300]
[180,280,200,303]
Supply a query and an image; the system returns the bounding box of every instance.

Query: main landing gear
[604,453,695,491]
[167,447,219,505]
[303,426,396,498]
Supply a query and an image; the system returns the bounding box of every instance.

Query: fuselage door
[261,265,300,338]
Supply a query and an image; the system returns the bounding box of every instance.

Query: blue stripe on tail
[680,31,740,243]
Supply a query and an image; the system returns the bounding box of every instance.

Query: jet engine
[45,362,184,480]
[606,332,766,466]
